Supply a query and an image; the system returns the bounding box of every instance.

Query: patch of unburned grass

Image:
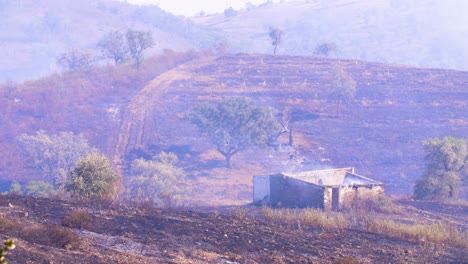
[365,218,468,248]
[261,206,348,229]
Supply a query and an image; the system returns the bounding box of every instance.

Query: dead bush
[63,209,93,229]
[23,224,80,249]
[0,217,21,234]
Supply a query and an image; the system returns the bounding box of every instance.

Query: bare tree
[269,27,283,55]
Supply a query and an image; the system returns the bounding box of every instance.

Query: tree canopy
[66,153,121,200]
[129,152,186,207]
[414,137,468,200]
[97,30,128,64]
[126,29,154,68]
[190,97,280,168]
[269,27,283,55]
[56,48,93,71]
[16,131,96,189]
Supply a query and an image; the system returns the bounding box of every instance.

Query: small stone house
[253,167,384,210]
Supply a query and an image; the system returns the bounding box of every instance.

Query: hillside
[0,194,467,263]
[192,0,468,71]
[113,54,468,201]
[1,53,467,204]
[0,0,220,82]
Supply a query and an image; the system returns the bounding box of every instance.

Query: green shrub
[66,153,121,200]
[24,180,55,197]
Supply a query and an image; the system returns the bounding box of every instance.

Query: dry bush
[0,217,22,235]
[63,209,93,229]
[340,189,401,214]
[261,206,348,229]
[333,256,360,264]
[23,224,80,249]
[365,218,468,247]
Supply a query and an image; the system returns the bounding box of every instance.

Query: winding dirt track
[113,57,217,164]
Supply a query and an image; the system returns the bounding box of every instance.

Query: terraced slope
[115,54,468,200]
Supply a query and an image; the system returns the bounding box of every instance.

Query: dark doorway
[332,188,339,211]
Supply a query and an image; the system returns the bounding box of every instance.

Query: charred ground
[1,194,467,263]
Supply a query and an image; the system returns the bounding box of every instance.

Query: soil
[1,195,466,263]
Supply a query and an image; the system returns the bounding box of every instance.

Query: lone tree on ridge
[269,27,283,55]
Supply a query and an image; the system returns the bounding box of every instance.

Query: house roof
[256,167,384,187]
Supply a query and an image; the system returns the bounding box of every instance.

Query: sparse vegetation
[23,224,80,249]
[63,209,93,229]
[414,137,467,200]
[327,64,356,117]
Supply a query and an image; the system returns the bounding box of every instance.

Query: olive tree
[327,64,356,117]
[190,97,281,168]
[129,152,186,207]
[126,29,154,68]
[16,131,96,189]
[414,137,468,200]
[66,153,121,200]
[56,48,93,71]
[97,30,129,64]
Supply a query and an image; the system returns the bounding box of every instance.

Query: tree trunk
[336,100,341,117]
[288,128,293,147]
[225,154,232,169]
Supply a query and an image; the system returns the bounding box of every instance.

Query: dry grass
[22,224,81,249]
[261,206,348,230]
[365,218,468,248]
[0,217,21,233]
[333,257,360,264]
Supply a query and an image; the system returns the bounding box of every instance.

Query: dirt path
[113,57,217,164]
